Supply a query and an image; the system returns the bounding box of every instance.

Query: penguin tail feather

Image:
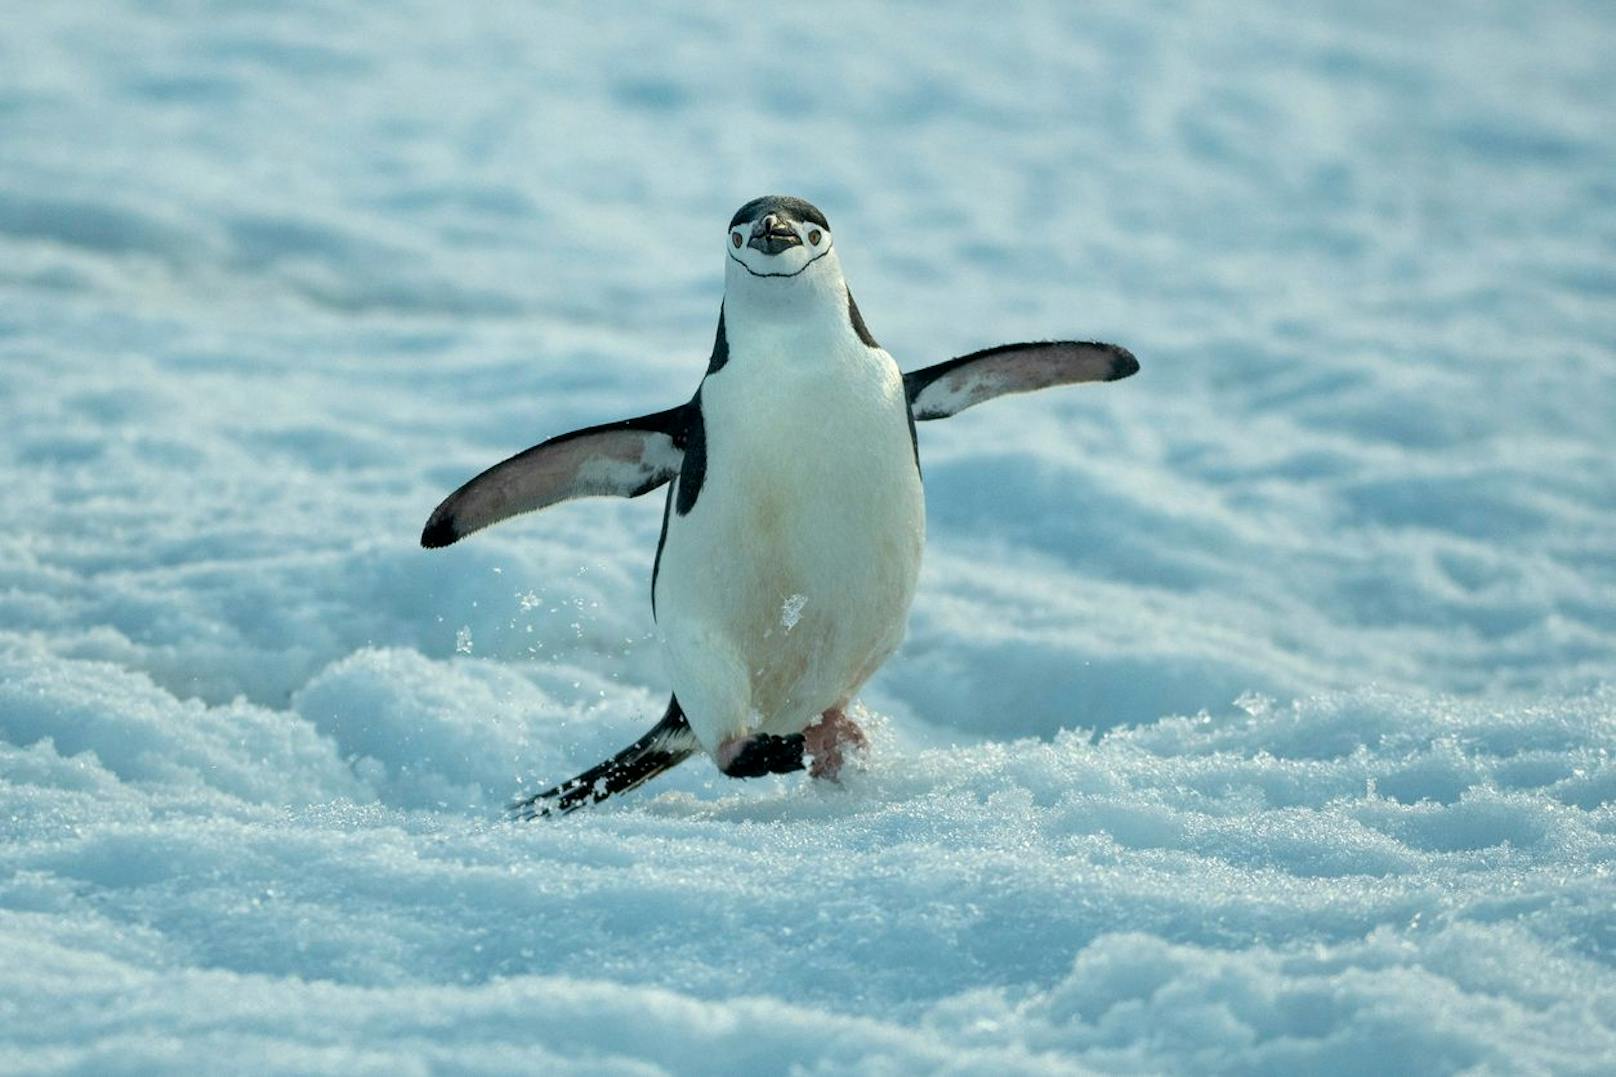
[508,696,698,820]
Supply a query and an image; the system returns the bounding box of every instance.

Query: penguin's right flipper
[508,696,698,819]
[422,405,689,548]
[905,341,1138,421]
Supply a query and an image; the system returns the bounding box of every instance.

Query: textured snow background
[3,1,1614,1073]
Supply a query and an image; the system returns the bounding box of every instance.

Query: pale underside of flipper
[904,340,1139,421]
[421,406,688,548]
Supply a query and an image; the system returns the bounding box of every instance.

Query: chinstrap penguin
[421,195,1139,817]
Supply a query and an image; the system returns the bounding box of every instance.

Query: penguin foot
[716,732,807,778]
[803,707,868,780]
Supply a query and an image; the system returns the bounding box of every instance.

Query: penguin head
[723,196,844,304]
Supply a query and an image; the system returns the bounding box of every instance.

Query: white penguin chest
[654,330,925,738]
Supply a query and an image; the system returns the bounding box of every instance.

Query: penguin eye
[731,231,743,248]
[808,229,822,245]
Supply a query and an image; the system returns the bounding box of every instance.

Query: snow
[780,594,807,632]
[2,0,1613,1072]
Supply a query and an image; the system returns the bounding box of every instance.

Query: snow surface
[3,1,1614,1072]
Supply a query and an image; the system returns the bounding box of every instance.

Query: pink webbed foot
[803,707,868,780]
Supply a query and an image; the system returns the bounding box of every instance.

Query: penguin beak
[747,214,802,255]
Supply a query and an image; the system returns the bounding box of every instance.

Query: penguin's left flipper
[904,341,1138,421]
[422,405,689,548]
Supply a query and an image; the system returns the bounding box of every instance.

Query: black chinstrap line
[727,242,833,278]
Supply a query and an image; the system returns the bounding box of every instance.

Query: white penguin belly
[654,345,925,752]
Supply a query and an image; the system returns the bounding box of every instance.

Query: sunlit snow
[2,1,1613,1073]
